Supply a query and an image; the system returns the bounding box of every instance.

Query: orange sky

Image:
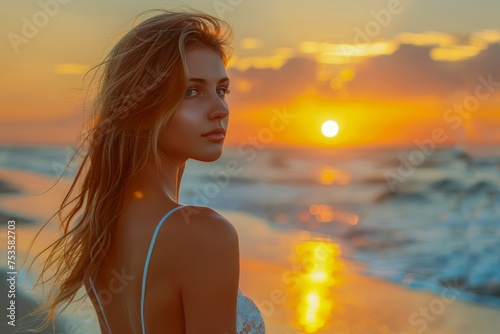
[1,1,500,148]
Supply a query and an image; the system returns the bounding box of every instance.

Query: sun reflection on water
[319,166,351,185]
[308,204,358,225]
[287,239,344,333]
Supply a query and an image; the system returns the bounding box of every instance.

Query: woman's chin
[192,149,224,162]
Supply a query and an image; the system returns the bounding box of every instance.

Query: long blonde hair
[26,9,232,331]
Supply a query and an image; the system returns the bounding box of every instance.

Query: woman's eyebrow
[188,77,230,84]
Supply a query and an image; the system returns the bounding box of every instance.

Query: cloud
[452,43,500,92]
[344,44,464,99]
[471,29,500,44]
[239,38,262,50]
[227,42,500,109]
[227,47,295,71]
[431,45,482,62]
[395,31,456,47]
[394,30,500,62]
[299,40,399,64]
[454,43,500,79]
[228,57,317,108]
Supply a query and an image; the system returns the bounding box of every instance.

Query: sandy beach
[1,168,499,333]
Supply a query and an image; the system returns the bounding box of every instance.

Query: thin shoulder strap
[89,276,113,334]
[141,205,185,334]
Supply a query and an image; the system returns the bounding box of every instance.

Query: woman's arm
[147,207,240,333]
[180,211,240,333]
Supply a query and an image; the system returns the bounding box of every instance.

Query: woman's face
[159,47,230,164]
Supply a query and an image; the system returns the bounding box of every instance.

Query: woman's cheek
[177,106,203,126]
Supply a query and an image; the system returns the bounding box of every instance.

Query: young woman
[29,9,265,334]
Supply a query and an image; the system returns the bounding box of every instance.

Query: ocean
[1,143,499,310]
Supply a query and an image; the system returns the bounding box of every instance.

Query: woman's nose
[208,94,229,120]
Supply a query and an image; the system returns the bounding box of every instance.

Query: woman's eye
[217,87,231,96]
[185,88,199,97]
[186,87,231,97]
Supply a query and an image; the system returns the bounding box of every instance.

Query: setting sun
[321,120,339,138]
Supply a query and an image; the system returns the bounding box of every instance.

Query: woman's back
[85,203,240,333]
[85,203,188,333]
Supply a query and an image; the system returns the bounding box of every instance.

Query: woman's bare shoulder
[156,205,239,252]
[177,205,236,233]
[152,204,239,278]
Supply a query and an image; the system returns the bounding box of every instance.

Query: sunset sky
[1,0,500,148]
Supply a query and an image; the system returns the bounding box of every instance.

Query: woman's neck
[125,157,186,205]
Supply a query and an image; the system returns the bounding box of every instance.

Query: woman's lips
[202,133,225,142]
